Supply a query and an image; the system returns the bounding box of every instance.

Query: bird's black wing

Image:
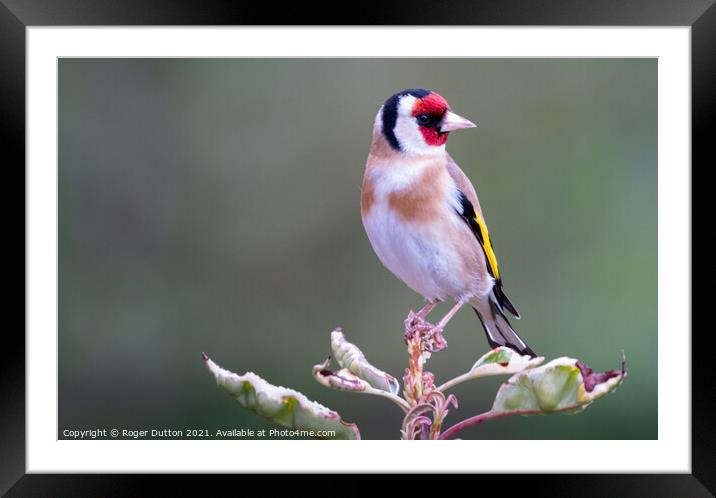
[455,190,520,319]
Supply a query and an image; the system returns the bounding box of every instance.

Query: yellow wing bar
[456,190,501,281]
[473,212,500,280]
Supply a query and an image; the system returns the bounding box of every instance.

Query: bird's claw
[403,310,448,352]
[404,310,431,342]
[424,326,447,352]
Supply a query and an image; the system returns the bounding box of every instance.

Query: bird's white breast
[362,161,486,302]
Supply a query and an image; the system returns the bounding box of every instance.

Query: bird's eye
[417,114,432,125]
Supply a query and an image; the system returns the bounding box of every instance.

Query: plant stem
[404,336,425,404]
[437,371,480,393]
[439,410,525,439]
[368,388,412,412]
[439,404,585,440]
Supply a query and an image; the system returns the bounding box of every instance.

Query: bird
[360,88,536,357]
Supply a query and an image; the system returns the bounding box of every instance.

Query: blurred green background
[59,58,656,440]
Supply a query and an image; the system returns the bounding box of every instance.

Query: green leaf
[470,347,545,377]
[331,329,400,395]
[439,347,544,392]
[204,353,360,440]
[491,355,627,416]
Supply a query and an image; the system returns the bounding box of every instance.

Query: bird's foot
[414,300,438,320]
[423,326,448,353]
[404,310,448,352]
[404,310,433,344]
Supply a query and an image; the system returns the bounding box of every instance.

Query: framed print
[4,0,712,493]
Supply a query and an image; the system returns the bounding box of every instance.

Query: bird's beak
[439,111,477,132]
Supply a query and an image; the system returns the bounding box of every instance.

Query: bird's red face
[379,88,476,155]
[411,92,451,147]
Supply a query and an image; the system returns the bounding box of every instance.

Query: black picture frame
[3,0,711,494]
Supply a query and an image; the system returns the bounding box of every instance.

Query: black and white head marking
[380,88,431,151]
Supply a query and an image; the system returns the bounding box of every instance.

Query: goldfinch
[360,88,536,357]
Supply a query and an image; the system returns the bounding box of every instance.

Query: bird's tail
[472,298,537,358]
